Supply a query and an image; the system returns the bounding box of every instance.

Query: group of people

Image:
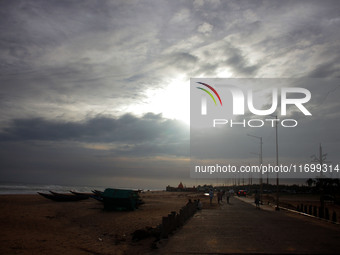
[209,189,232,205]
[208,189,261,209]
[189,189,261,210]
[187,198,203,210]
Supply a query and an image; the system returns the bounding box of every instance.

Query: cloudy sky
[0,0,340,189]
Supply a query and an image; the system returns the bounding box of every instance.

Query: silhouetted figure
[217,190,222,204]
[209,189,214,204]
[197,199,202,210]
[255,190,260,209]
[187,199,192,205]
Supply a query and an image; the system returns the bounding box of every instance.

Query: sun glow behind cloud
[126,75,190,124]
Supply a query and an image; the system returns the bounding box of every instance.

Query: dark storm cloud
[309,61,340,78]
[0,139,190,188]
[164,52,199,70]
[195,63,219,76]
[224,44,261,76]
[0,112,190,187]
[0,1,113,69]
[187,42,262,77]
[0,113,188,143]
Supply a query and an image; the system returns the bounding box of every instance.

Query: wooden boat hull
[38,192,89,202]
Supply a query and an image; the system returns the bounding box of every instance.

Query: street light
[271,115,280,211]
[247,134,263,204]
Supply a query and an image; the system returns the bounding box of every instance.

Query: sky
[0,0,340,189]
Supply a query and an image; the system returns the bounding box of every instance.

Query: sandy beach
[2,190,339,255]
[0,191,209,255]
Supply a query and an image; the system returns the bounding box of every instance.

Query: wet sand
[0,191,208,255]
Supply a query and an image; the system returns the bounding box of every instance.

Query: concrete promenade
[153,196,340,254]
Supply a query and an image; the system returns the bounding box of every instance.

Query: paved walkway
[153,197,340,254]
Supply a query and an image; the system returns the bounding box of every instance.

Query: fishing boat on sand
[102,188,144,211]
[38,191,89,202]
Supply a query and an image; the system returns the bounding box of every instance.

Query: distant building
[166,182,197,192]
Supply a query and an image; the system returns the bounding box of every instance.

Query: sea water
[0,183,107,194]
[0,183,157,194]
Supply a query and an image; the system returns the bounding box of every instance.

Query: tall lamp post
[268,114,280,210]
[247,134,263,204]
[274,115,280,211]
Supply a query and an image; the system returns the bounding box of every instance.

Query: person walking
[197,199,202,210]
[255,190,260,209]
[217,190,222,204]
[209,189,214,204]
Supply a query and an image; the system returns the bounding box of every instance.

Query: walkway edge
[235,196,339,225]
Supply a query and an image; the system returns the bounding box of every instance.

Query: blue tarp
[102,188,139,211]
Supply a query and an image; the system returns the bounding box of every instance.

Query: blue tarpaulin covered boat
[102,188,142,211]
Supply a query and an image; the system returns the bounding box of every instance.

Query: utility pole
[310,143,329,217]
[311,143,328,178]
[274,115,279,211]
[248,134,263,204]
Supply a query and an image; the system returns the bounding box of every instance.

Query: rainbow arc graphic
[196,82,223,106]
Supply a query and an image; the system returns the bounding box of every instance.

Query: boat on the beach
[69,190,106,202]
[38,191,89,202]
[87,190,104,202]
[92,190,104,196]
[102,188,144,211]
[70,191,92,198]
